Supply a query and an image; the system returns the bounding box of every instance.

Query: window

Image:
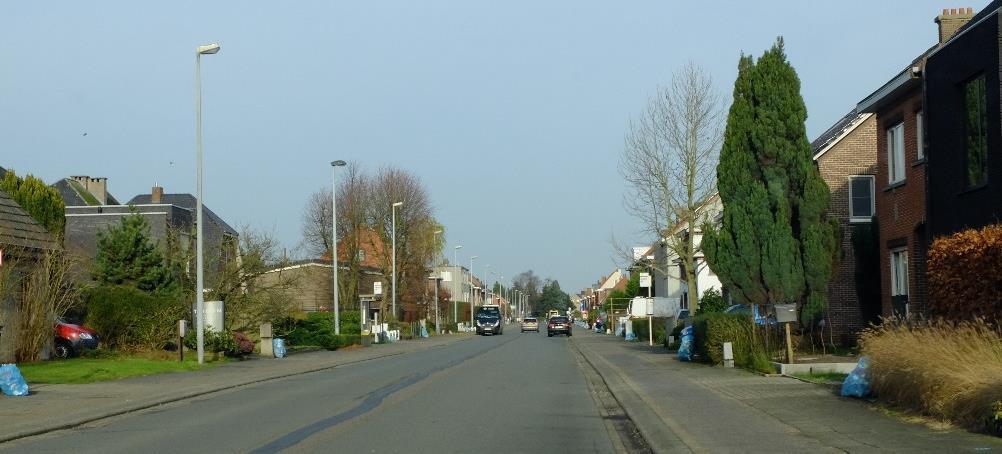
[915,110,924,160]
[848,176,875,221]
[890,248,909,298]
[887,122,905,184]
[964,75,989,187]
[357,249,366,262]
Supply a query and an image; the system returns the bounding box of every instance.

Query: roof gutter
[857,66,922,113]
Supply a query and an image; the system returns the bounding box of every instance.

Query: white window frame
[887,122,906,184]
[848,175,875,222]
[915,110,924,160]
[890,247,909,297]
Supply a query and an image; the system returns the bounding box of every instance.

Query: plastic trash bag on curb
[840,356,871,398]
[0,364,30,396]
[272,338,286,358]
[677,326,695,362]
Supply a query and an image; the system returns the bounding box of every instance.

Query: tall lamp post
[469,255,478,330]
[453,245,462,323]
[330,160,346,335]
[391,201,403,319]
[195,42,220,365]
[431,229,442,324]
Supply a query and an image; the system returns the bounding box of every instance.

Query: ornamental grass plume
[860,317,1002,433]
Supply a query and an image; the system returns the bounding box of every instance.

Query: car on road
[547,316,572,337]
[521,317,539,333]
[54,319,99,358]
[475,305,504,335]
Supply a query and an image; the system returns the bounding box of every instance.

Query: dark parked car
[547,316,571,337]
[54,319,99,358]
[724,304,777,325]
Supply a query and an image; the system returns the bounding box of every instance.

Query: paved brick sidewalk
[0,334,471,443]
[571,329,1002,454]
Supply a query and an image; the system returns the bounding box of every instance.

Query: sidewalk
[0,334,470,443]
[571,329,1002,454]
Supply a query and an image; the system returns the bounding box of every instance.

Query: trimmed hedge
[631,317,668,344]
[928,224,1002,320]
[692,312,771,372]
[273,312,363,350]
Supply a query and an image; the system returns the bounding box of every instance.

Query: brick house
[811,110,880,340]
[925,5,1002,238]
[255,259,385,315]
[858,59,929,318]
[855,8,975,318]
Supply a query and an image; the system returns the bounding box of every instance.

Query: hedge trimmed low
[692,312,771,372]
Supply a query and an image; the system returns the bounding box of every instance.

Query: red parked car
[54,319,99,358]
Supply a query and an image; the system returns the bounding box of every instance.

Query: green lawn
[791,371,848,384]
[17,354,227,384]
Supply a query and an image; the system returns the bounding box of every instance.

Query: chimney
[71,175,108,205]
[152,185,164,204]
[935,7,974,44]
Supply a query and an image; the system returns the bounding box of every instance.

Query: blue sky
[1,1,982,293]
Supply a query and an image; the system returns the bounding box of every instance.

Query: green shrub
[692,312,771,372]
[697,288,728,314]
[183,329,232,353]
[83,285,187,351]
[271,312,363,350]
[632,317,668,344]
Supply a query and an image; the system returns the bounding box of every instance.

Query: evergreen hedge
[692,312,771,372]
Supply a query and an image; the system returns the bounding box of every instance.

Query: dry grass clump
[860,318,1002,433]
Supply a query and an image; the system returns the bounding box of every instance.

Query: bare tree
[619,62,723,312]
[12,248,82,362]
[300,163,372,308]
[366,166,436,320]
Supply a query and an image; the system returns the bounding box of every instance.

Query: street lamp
[469,255,478,330]
[453,245,462,323]
[391,201,403,319]
[330,160,346,335]
[195,41,219,365]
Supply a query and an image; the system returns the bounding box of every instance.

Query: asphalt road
[3,327,623,453]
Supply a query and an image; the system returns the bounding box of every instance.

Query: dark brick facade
[874,86,927,317]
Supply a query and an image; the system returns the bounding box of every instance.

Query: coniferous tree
[0,169,66,235]
[702,38,839,323]
[93,212,175,294]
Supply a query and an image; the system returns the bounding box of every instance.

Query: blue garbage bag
[0,364,30,396]
[840,356,871,398]
[677,326,694,362]
[272,338,286,358]
[420,325,429,338]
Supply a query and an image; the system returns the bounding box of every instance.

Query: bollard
[260,323,274,357]
[723,342,734,368]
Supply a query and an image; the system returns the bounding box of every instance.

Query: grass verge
[17,352,227,384]
[790,371,847,385]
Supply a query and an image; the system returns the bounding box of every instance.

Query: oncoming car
[475,305,503,335]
